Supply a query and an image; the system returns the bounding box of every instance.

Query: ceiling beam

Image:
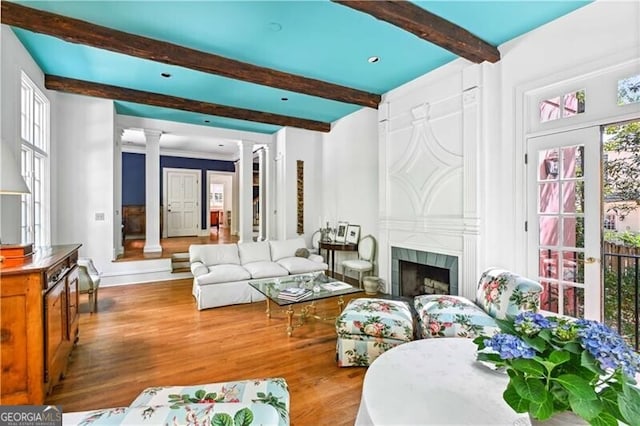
[45,75,332,133]
[2,1,380,109]
[332,0,500,64]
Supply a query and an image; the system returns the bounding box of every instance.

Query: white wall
[274,127,323,243]
[0,26,51,244]
[53,92,115,271]
[322,107,379,274]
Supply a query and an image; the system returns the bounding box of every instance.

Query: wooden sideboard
[0,244,81,404]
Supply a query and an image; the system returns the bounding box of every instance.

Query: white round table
[355,338,530,426]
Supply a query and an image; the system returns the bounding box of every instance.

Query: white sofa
[190,238,328,310]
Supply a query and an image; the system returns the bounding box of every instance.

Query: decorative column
[257,146,267,241]
[143,129,162,254]
[114,128,124,258]
[237,140,254,243]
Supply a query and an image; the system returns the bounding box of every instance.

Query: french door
[527,127,601,320]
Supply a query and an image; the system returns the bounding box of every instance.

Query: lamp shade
[1,140,30,195]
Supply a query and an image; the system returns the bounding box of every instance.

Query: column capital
[143,129,163,142]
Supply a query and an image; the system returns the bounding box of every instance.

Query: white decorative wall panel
[379,61,485,297]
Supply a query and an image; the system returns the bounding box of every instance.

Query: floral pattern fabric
[414,269,543,340]
[475,268,543,320]
[63,378,289,426]
[414,295,499,339]
[336,298,415,367]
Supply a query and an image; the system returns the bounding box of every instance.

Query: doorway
[207,171,233,240]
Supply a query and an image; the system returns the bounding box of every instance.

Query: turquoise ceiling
[10,0,591,134]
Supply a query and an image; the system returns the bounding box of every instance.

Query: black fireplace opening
[400,260,450,298]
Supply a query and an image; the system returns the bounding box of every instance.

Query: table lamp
[1,140,31,265]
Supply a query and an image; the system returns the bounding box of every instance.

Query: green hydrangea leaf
[211,413,234,426]
[548,350,571,366]
[512,375,547,402]
[560,342,583,354]
[476,352,503,364]
[619,382,640,425]
[554,374,598,400]
[528,393,554,420]
[580,350,605,375]
[234,408,254,426]
[522,335,547,352]
[511,359,545,377]
[568,393,603,420]
[587,411,621,426]
[598,386,623,420]
[503,383,529,413]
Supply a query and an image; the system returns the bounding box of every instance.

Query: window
[20,72,49,246]
[539,89,586,123]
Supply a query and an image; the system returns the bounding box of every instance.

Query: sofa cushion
[277,257,328,274]
[475,267,543,320]
[196,264,251,285]
[269,238,306,261]
[190,261,208,277]
[243,261,289,279]
[238,241,272,265]
[189,244,240,266]
[414,295,498,339]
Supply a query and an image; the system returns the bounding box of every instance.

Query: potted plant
[474,312,640,425]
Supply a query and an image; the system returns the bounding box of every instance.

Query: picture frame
[346,224,361,245]
[335,221,349,243]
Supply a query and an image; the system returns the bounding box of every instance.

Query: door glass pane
[539,217,559,246]
[539,183,559,213]
[540,281,559,313]
[539,149,559,180]
[563,90,586,118]
[539,249,559,279]
[562,251,584,283]
[540,97,561,123]
[563,217,584,248]
[563,286,585,317]
[562,146,583,179]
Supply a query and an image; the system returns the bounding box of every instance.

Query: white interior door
[527,127,601,320]
[166,169,200,237]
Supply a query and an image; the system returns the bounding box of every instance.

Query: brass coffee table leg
[286,305,295,337]
[265,299,271,318]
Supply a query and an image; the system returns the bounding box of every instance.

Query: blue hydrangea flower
[514,312,552,336]
[484,333,536,359]
[575,319,640,378]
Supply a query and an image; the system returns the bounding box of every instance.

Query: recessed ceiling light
[204,120,210,123]
[268,22,282,32]
[281,97,288,101]
[368,56,380,63]
[161,72,172,78]
[218,144,224,147]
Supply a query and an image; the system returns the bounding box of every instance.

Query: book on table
[278,287,313,301]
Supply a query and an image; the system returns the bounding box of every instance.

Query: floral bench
[62,378,289,426]
[414,267,543,339]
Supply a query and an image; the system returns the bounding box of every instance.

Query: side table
[355,338,529,425]
[319,241,357,277]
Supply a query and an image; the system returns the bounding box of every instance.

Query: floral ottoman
[61,378,289,426]
[335,298,414,367]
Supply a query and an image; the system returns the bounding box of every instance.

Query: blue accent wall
[122,153,146,205]
[122,152,235,230]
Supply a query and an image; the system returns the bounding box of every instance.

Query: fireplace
[391,247,458,297]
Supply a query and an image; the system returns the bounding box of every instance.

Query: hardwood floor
[46,279,366,425]
[119,226,239,261]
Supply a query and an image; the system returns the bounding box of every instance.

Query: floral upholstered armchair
[414,267,543,339]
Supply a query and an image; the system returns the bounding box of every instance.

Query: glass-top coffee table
[249,272,362,336]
